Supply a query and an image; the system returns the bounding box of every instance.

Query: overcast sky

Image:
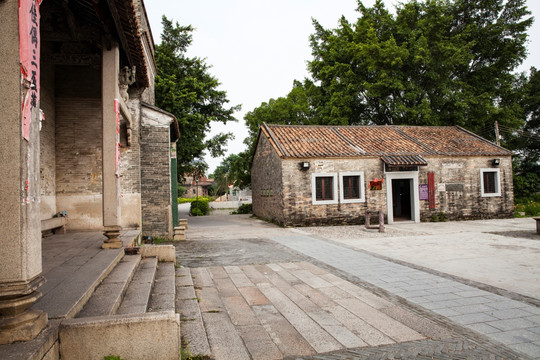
[145,0,540,175]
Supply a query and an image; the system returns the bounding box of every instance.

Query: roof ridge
[455,126,513,155]
[391,127,437,155]
[261,123,287,157]
[331,128,366,155]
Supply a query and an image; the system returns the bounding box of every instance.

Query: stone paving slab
[176,262,439,359]
[271,234,540,359]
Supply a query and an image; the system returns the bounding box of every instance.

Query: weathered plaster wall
[140,106,172,238]
[119,95,142,228]
[40,63,56,219]
[251,134,284,223]
[55,66,103,229]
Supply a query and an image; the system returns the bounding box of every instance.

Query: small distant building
[251,123,513,226]
[183,175,214,198]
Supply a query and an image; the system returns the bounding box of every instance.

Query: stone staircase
[59,249,180,359]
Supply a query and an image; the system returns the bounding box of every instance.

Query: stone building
[0,0,178,344]
[251,123,513,227]
[182,175,214,198]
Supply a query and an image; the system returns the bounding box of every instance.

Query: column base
[102,226,122,249]
[0,309,47,345]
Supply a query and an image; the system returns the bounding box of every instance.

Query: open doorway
[385,172,420,224]
[392,179,412,221]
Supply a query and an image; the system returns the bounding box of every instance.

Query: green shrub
[190,200,210,216]
[514,196,540,217]
[179,196,213,204]
[232,203,252,215]
[190,208,203,216]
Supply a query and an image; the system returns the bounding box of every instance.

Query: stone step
[76,254,141,318]
[116,257,158,315]
[32,247,124,319]
[148,262,176,312]
[175,267,212,358]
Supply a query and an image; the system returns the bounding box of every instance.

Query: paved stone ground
[176,240,530,358]
[177,209,537,359]
[271,234,540,359]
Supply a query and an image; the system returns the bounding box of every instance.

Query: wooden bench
[41,217,67,235]
[534,217,540,235]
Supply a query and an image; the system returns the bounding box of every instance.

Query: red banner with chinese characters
[19,0,42,140]
[428,172,436,209]
[114,99,121,176]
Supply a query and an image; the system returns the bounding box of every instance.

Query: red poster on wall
[114,99,121,176]
[19,0,42,140]
[428,172,436,209]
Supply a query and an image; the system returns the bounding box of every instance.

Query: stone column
[102,43,122,249]
[0,0,47,344]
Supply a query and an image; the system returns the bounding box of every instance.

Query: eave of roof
[108,0,149,87]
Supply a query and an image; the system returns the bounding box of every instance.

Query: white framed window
[311,173,338,205]
[339,171,365,203]
[480,168,501,197]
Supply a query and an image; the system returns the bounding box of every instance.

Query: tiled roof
[381,155,428,166]
[260,123,512,158]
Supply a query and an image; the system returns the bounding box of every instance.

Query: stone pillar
[102,43,122,249]
[0,0,47,344]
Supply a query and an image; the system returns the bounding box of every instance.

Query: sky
[145,0,540,175]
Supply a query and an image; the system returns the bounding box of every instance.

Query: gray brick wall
[140,125,171,237]
[251,134,284,223]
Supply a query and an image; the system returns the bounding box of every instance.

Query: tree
[241,0,533,188]
[211,153,251,193]
[305,0,532,131]
[510,67,540,198]
[154,16,240,176]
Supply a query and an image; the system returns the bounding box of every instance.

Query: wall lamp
[492,159,500,166]
[299,161,310,171]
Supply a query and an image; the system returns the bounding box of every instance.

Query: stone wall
[140,107,172,238]
[55,66,103,229]
[251,134,284,223]
[280,158,386,226]
[252,138,514,226]
[418,156,514,221]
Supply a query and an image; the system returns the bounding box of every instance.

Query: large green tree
[239,0,533,188]
[305,0,532,131]
[155,16,240,177]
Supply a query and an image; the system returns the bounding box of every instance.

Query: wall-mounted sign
[419,184,429,200]
[369,178,384,191]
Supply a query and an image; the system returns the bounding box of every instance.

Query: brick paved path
[271,234,540,359]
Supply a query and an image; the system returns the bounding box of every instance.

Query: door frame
[385,171,420,224]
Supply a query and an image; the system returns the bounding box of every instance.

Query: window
[480,168,501,197]
[312,173,338,205]
[339,171,365,203]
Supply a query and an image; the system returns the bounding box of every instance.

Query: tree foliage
[154,16,240,176]
[240,0,534,189]
[211,153,251,193]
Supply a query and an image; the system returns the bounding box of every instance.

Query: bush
[179,196,213,204]
[514,195,540,217]
[232,203,252,215]
[190,200,210,216]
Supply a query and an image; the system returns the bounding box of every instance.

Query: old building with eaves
[0,0,179,350]
[251,123,514,227]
